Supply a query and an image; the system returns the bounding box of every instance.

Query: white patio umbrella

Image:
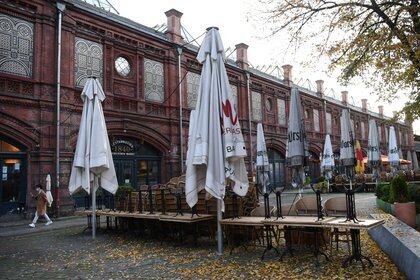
[321,134,334,184]
[68,77,118,239]
[406,151,413,170]
[45,174,53,207]
[339,109,356,189]
[412,151,419,170]
[286,87,307,189]
[256,123,270,193]
[367,119,381,184]
[185,27,249,255]
[388,126,400,172]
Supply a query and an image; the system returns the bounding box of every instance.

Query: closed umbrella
[256,123,270,193]
[45,174,53,207]
[388,126,400,173]
[367,119,381,185]
[412,151,419,170]
[339,109,356,188]
[68,77,118,239]
[321,134,334,190]
[407,152,413,170]
[286,87,307,189]
[185,27,249,254]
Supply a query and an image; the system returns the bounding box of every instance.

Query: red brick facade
[0,0,414,215]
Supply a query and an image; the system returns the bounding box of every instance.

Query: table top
[159,213,214,223]
[263,216,336,227]
[220,215,385,230]
[75,210,215,223]
[323,217,385,230]
[220,216,266,226]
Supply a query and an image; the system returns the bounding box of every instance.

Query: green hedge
[375,178,420,213]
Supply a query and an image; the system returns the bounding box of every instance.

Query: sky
[109,0,419,134]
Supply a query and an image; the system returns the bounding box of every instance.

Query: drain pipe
[55,2,65,217]
[246,72,254,174]
[177,47,184,174]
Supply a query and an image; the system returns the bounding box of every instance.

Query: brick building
[0,0,415,216]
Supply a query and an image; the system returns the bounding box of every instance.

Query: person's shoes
[29,223,35,228]
[45,221,53,226]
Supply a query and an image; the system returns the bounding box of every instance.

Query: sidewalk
[0,215,87,237]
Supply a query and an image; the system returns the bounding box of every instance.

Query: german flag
[355,140,365,174]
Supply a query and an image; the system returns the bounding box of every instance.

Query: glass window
[251,91,262,121]
[74,37,103,87]
[0,13,34,77]
[144,58,164,103]
[1,159,22,203]
[313,109,320,132]
[230,84,238,113]
[187,71,200,109]
[326,112,332,134]
[361,121,365,139]
[265,98,272,111]
[277,99,286,126]
[115,56,131,77]
[379,126,383,142]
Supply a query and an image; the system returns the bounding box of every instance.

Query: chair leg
[346,231,351,255]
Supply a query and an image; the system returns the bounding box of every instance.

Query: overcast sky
[110,0,419,134]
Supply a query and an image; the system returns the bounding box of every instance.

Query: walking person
[29,184,53,228]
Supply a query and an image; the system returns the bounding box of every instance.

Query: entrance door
[115,160,135,187]
[268,149,286,189]
[137,160,160,187]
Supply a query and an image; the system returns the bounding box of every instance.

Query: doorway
[0,138,27,215]
[111,137,162,189]
[267,148,286,189]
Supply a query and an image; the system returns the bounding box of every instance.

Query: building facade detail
[144,58,164,103]
[251,91,262,121]
[74,37,103,87]
[186,71,200,108]
[0,13,33,78]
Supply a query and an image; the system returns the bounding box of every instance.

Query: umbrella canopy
[68,78,118,195]
[286,87,307,187]
[321,134,334,171]
[256,123,270,193]
[412,151,419,169]
[363,155,411,165]
[185,27,249,207]
[45,174,53,207]
[355,140,365,174]
[367,119,381,167]
[388,126,400,168]
[339,109,356,167]
[407,151,413,169]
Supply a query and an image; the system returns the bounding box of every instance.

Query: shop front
[0,136,27,216]
[111,137,162,189]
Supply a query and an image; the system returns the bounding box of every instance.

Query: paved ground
[0,193,405,279]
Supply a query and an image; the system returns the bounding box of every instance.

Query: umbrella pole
[216,198,223,255]
[92,176,97,240]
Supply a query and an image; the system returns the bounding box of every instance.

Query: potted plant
[389,175,416,227]
[115,184,134,211]
[315,176,328,193]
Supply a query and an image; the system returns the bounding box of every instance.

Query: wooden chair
[324,196,351,254]
[293,196,318,215]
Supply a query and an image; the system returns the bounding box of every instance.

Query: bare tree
[255,0,420,120]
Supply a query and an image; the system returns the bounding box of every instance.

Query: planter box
[376,198,395,214]
[369,214,420,280]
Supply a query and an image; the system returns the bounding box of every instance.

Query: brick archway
[69,119,171,155]
[0,111,39,150]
